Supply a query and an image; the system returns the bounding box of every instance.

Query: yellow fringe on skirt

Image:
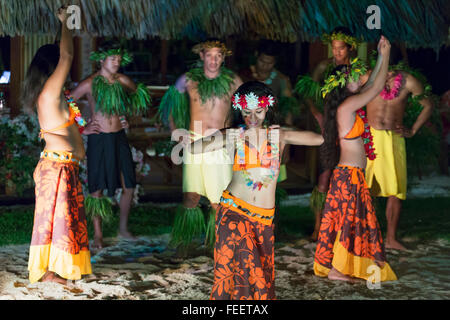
[28,244,92,284]
[314,231,397,282]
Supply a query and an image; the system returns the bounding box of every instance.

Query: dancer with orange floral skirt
[189,81,323,299]
[23,7,91,285]
[313,36,397,283]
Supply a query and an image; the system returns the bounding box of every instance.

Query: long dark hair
[21,44,60,111]
[320,65,352,170]
[228,81,278,128]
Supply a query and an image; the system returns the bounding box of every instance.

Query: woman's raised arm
[40,7,73,102]
[340,36,390,114]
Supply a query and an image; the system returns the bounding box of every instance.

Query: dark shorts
[87,130,136,197]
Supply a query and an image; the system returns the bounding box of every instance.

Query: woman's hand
[378,35,391,57]
[57,5,68,23]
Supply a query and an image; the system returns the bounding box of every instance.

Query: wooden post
[160,39,168,85]
[294,39,302,76]
[71,36,82,83]
[309,40,328,72]
[9,36,24,116]
[226,37,236,69]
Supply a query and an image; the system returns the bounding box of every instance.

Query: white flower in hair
[245,92,259,110]
[232,93,241,110]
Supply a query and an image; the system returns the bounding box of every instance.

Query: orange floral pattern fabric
[314,165,387,273]
[30,159,90,259]
[210,200,275,300]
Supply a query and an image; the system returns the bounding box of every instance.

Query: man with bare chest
[365,67,433,250]
[71,43,151,249]
[158,40,243,249]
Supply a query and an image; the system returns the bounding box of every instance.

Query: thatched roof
[0,0,448,51]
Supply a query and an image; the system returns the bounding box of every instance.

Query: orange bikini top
[342,114,364,140]
[233,134,280,171]
[39,106,76,140]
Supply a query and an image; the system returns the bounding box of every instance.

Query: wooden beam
[9,36,24,116]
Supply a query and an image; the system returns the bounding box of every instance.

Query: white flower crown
[231,92,275,110]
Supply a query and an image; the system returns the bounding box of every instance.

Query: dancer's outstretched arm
[360,46,384,93]
[282,129,324,146]
[189,128,235,154]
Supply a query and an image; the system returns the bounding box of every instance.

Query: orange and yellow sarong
[314,165,397,282]
[28,150,92,283]
[210,190,275,300]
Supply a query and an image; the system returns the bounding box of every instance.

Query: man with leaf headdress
[70,42,151,249]
[158,40,243,252]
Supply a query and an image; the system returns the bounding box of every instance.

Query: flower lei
[322,32,360,50]
[235,127,280,190]
[232,92,275,110]
[252,70,277,85]
[356,108,376,160]
[380,73,403,100]
[89,48,133,66]
[321,58,367,98]
[64,90,86,134]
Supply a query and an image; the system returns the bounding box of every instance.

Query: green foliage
[1,197,448,246]
[0,208,34,246]
[294,75,322,108]
[322,31,360,50]
[157,85,190,130]
[278,198,450,242]
[169,205,205,247]
[153,138,177,156]
[85,195,114,223]
[0,114,41,196]
[92,76,151,116]
[278,96,301,120]
[204,207,216,249]
[89,49,133,66]
[185,67,235,104]
[309,186,327,213]
[129,83,152,116]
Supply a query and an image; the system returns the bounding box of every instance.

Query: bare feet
[118,230,137,241]
[328,268,357,283]
[385,239,407,251]
[91,237,104,251]
[310,230,319,242]
[41,271,67,285]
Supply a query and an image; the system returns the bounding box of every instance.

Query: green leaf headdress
[89,48,133,66]
[322,32,360,51]
[320,58,368,98]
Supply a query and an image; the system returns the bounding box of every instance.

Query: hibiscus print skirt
[210,190,275,300]
[28,156,92,283]
[313,165,397,282]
